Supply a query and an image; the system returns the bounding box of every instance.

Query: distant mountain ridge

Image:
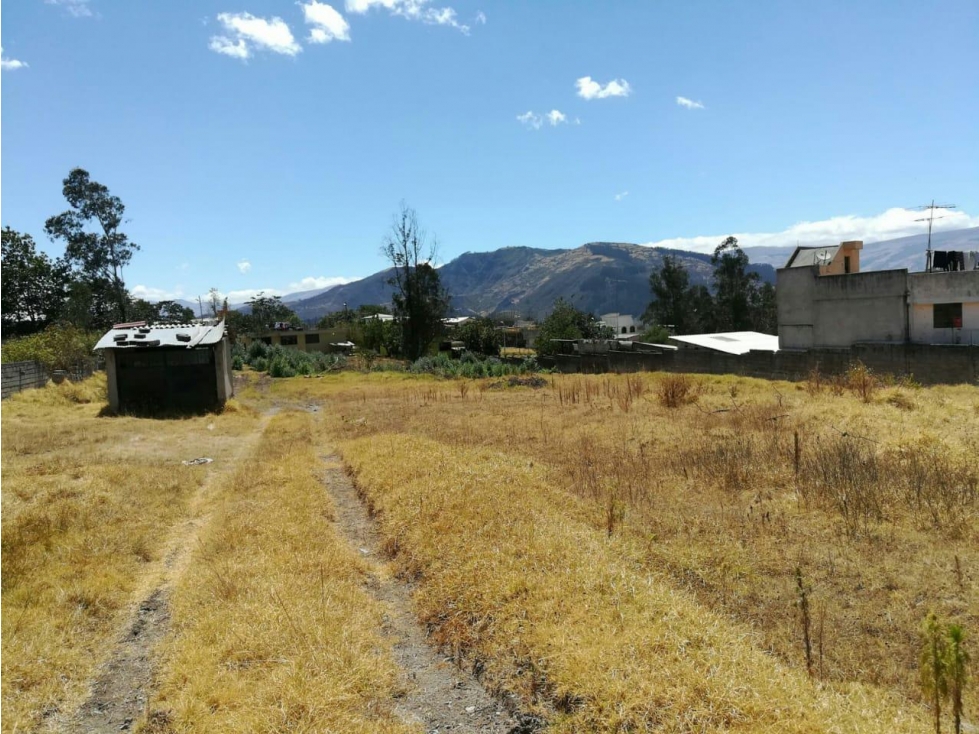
[158,227,978,322]
[288,242,776,322]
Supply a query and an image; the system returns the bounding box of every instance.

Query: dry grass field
[298,369,976,731]
[1,377,259,732]
[144,411,416,733]
[3,369,976,732]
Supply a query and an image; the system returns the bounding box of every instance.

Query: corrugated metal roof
[785,245,840,268]
[669,331,779,355]
[94,320,227,350]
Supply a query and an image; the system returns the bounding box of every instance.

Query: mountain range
[164,226,978,322]
[287,243,776,322]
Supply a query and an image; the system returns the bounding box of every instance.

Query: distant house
[240,328,346,354]
[95,320,233,413]
[601,313,639,335]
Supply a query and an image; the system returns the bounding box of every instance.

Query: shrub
[846,361,879,403]
[1,324,99,371]
[657,373,699,409]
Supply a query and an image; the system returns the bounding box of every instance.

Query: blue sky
[3,0,978,303]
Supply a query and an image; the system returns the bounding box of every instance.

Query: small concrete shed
[95,320,233,413]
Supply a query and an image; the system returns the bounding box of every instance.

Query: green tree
[129,298,196,323]
[536,298,608,356]
[643,254,697,334]
[921,612,949,734]
[246,293,301,331]
[946,624,970,734]
[750,281,778,334]
[687,284,717,333]
[455,317,502,356]
[383,204,450,360]
[45,168,139,325]
[1,226,72,335]
[711,236,759,332]
[638,324,671,343]
[361,315,399,355]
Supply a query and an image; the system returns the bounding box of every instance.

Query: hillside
[290,242,776,321]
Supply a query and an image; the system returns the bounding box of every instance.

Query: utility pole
[913,200,956,272]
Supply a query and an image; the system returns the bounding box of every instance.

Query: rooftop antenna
[912,200,956,272]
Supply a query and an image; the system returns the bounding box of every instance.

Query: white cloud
[640,208,979,254]
[475,10,486,24]
[301,1,351,43]
[1,48,28,71]
[345,0,471,33]
[209,36,251,59]
[615,191,629,201]
[676,96,704,110]
[237,260,252,274]
[45,0,93,18]
[516,111,542,130]
[131,285,186,301]
[576,76,631,100]
[210,12,302,60]
[546,110,567,126]
[287,275,358,291]
[517,110,568,130]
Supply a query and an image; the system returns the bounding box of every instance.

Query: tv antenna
[912,200,956,271]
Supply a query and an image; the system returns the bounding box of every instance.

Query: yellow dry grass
[143,411,417,733]
[1,376,259,733]
[287,369,979,731]
[342,433,926,732]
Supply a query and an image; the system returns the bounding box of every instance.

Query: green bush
[1,324,99,371]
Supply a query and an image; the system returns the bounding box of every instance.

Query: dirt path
[320,454,530,734]
[56,413,273,734]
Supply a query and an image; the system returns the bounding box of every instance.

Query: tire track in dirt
[55,412,275,734]
[320,454,531,734]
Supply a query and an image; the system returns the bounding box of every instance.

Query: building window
[630,325,636,333]
[281,335,298,346]
[621,326,627,334]
[933,303,963,329]
[844,256,851,274]
[260,337,272,345]
[304,333,320,344]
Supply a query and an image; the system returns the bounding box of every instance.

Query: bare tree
[382,203,450,360]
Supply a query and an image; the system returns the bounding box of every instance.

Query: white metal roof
[668,331,779,355]
[94,320,227,350]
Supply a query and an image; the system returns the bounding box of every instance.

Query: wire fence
[1,359,103,400]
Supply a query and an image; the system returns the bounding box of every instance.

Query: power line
[911,200,956,272]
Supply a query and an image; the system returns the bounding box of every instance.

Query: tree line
[3,172,773,361]
[2,168,196,337]
[643,236,776,336]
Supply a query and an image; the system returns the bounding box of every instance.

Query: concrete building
[909,270,979,345]
[783,240,863,275]
[777,241,979,349]
[601,313,639,335]
[241,328,335,353]
[95,320,233,413]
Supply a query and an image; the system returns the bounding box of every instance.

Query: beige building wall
[908,270,979,345]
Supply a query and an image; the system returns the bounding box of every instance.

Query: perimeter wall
[544,343,979,385]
